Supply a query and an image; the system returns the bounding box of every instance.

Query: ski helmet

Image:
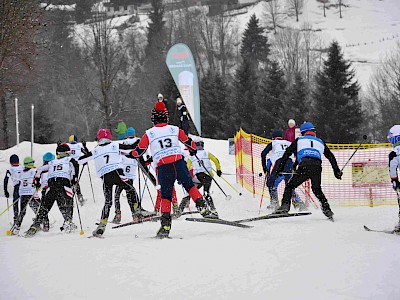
[43,152,55,164]
[56,143,71,157]
[300,122,315,134]
[23,156,35,168]
[195,137,204,149]
[271,129,283,139]
[9,154,19,166]
[387,125,400,146]
[151,102,169,124]
[126,127,136,137]
[69,135,78,144]
[97,128,112,141]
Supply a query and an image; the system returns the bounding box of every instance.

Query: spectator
[115,119,127,140]
[284,119,298,143]
[177,97,190,135]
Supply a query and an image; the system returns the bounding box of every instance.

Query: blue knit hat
[126,127,136,137]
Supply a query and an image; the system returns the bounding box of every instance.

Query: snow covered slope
[0,139,399,299]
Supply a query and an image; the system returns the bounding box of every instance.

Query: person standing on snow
[68,135,89,205]
[185,138,222,217]
[176,97,190,135]
[23,144,80,237]
[284,119,299,143]
[115,119,127,140]
[78,129,140,237]
[4,154,24,225]
[274,122,342,220]
[130,101,217,239]
[387,125,400,232]
[261,130,307,212]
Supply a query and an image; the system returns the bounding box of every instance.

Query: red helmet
[97,128,112,141]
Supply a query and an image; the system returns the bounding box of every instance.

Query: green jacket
[115,122,127,134]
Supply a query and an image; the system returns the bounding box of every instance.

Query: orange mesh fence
[234,128,397,207]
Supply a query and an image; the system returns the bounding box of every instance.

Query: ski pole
[195,154,231,200]
[341,135,368,172]
[142,171,154,207]
[6,198,10,224]
[74,194,84,235]
[213,168,242,196]
[258,175,268,215]
[0,197,20,217]
[86,163,96,203]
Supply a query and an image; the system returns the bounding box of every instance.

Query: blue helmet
[388,125,400,146]
[300,122,315,134]
[271,129,283,139]
[43,152,55,164]
[126,127,136,137]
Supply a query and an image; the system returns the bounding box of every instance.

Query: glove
[33,178,41,189]
[392,179,400,191]
[262,166,268,174]
[217,170,222,177]
[4,190,9,198]
[334,169,343,180]
[189,148,197,156]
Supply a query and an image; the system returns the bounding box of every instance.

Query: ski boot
[111,210,122,224]
[267,200,279,212]
[42,219,50,232]
[205,194,219,218]
[138,208,155,217]
[274,200,290,214]
[93,220,107,237]
[172,203,182,218]
[62,220,78,233]
[24,225,39,238]
[8,223,20,235]
[156,213,171,239]
[321,202,334,220]
[179,196,190,212]
[196,198,218,219]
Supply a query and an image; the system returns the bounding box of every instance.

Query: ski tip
[6,230,12,235]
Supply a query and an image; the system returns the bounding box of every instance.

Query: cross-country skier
[68,135,89,205]
[8,157,38,235]
[275,122,342,219]
[185,137,222,217]
[387,124,400,232]
[130,101,217,238]
[38,152,56,231]
[23,144,79,237]
[4,154,24,225]
[78,129,140,237]
[261,129,307,212]
[111,127,151,223]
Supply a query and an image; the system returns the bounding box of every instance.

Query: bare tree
[319,0,329,17]
[263,0,285,34]
[0,0,43,148]
[287,0,305,22]
[77,12,133,129]
[368,42,400,138]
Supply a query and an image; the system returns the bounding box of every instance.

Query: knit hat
[151,102,169,124]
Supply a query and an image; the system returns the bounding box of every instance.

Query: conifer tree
[256,60,287,137]
[200,71,230,139]
[313,41,361,143]
[285,72,309,124]
[240,14,270,70]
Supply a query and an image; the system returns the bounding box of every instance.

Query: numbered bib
[68,143,83,160]
[190,150,212,174]
[297,136,325,162]
[48,157,73,180]
[270,140,292,166]
[19,168,37,196]
[146,125,181,166]
[93,142,123,177]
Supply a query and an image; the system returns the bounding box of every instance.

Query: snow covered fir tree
[1,1,400,299]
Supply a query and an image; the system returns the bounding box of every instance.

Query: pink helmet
[97,128,112,141]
